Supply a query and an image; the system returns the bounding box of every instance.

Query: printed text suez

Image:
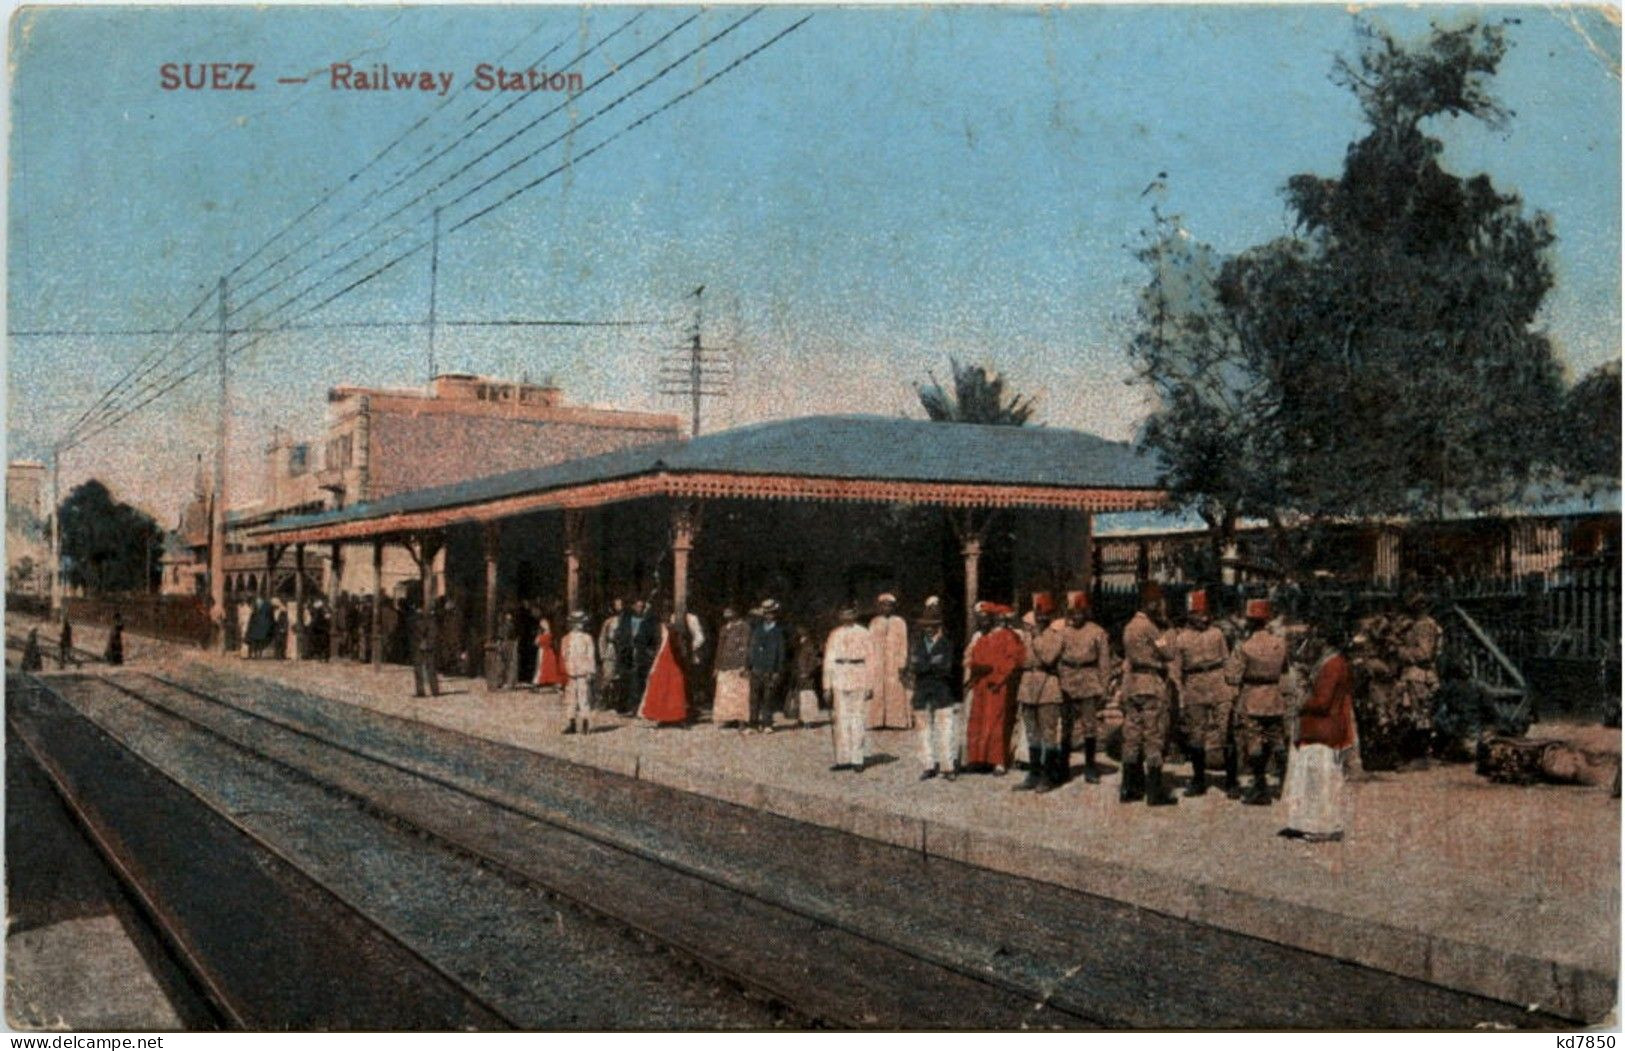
[158,63,586,95]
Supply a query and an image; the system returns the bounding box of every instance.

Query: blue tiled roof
[257,414,1162,535]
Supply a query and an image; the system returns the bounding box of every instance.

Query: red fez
[1032,592,1056,615]
[1141,582,1165,605]
[1186,589,1209,615]
[1245,598,1272,621]
[1066,590,1090,613]
[973,600,995,616]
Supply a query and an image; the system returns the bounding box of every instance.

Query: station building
[247,414,1166,664]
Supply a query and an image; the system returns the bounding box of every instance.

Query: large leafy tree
[1131,19,1569,559]
[917,358,1037,426]
[1560,361,1621,482]
[57,479,163,594]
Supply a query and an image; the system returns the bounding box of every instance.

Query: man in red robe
[964,603,1025,774]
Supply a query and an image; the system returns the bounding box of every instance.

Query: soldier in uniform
[1055,591,1111,785]
[411,602,440,698]
[1171,588,1232,796]
[1118,586,1179,806]
[1014,593,1065,793]
[1395,591,1442,760]
[1226,597,1289,804]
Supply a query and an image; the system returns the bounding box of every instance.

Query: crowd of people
[217,576,1451,843]
[487,583,1449,842]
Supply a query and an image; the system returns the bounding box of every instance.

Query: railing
[63,594,213,647]
[5,592,50,618]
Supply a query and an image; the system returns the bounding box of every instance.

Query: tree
[916,358,1037,426]
[57,479,163,594]
[7,556,38,594]
[1128,210,1281,556]
[1131,19,1569,570]
[1560,361,1621,482]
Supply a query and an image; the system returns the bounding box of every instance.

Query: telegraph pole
[210,276,229,652]
[48,444,60,618]
[658,285,729,437]
[687,286,703,438]
[427,206,441,385]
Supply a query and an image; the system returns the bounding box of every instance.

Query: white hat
[877,592,898,605]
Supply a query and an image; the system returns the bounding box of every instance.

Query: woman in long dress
[1282,632,1357,842]
[533,617,566,689]
[638,614,690,726]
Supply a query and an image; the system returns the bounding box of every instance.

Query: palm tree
[915,358,1036,426]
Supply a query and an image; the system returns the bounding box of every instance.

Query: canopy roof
[249,414,1166,544]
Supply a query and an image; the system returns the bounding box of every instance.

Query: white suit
[823,624,873,766]
[561,628,597,720]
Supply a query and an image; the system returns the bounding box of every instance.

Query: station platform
[15,615,1620,1022]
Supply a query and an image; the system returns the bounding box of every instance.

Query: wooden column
[482,522,500,642]
[962,536,982,639]
[669,503,701,615]
[292,542,306,661]
[564,509,585,614]
[263,544,282,599]
[327,542,343,661]
[416,531,443,612]
[1079,511,1095,595]
[371,539,383,672]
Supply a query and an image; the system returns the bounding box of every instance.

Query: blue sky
[6,4,1620,517]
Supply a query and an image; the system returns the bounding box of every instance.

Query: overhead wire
[57,14,576,445]
[60,11,812,451]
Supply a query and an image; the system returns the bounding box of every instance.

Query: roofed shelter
[246,415,1166,665]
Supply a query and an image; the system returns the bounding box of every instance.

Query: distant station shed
[248,414,1165,648]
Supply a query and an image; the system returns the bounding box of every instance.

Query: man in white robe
[867,593,912,729]
[824,605,874,771]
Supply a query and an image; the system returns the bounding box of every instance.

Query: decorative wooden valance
[248,469,1167,545]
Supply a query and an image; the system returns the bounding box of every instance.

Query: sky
[6,3,1621,520]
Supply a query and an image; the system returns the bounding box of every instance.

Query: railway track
[8,671,513,1030]
[8,643,1567,1030]
[14,668,1101,1029]
[6,629,102,668]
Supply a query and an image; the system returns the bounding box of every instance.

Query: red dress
[533,624,565,687]
[965,626,1024,767]
[638,625,690,725]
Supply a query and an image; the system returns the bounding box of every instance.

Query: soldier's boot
[1184,749,1208,796]
[1013,747,1044,792]
[1050,745,1071,786]
[1082,738,1100,784]
[562,719,578,735]
[581,717,590,735]
[1242,755,1272,805]
[1223,745,1242,799]
[1034,748,1059,794]
[1146,763,1179,806]
[1119,760,1145,803]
